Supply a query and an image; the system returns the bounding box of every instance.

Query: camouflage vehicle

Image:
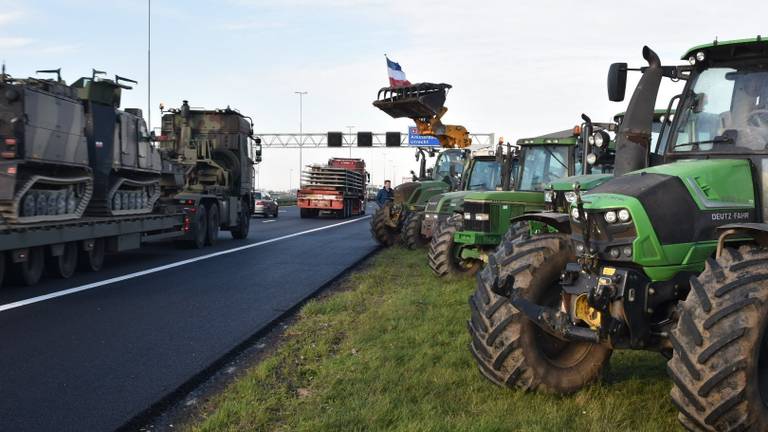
[0,69,261,287]
[0,69,92,224]
[71,71,163,216]
[156,100,260,247]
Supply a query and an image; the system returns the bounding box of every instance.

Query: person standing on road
[376,180,394,208]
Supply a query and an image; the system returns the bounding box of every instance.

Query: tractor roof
[682,37,768,60]
[516,129,578,146]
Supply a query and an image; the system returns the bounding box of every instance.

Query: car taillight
[4,138,17,146]
[255,200,263,205]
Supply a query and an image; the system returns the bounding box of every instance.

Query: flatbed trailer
[298,158,367,218]
[0,211,187,286]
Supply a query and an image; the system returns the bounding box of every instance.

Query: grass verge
[189,247,679,431]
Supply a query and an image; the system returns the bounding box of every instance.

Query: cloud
[0,37,32,49]
[0,10,23,25]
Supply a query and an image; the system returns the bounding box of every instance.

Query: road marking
[0,215,372,313]
[279,210,287,213]
[262,220,276,223]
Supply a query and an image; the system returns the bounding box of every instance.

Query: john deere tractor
[406,143,519,249]
[428,127,597,277]
[370,83,472,246]
[472,39,768,431]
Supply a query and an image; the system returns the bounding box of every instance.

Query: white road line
[0,215,372,313]
[262,220,277,223]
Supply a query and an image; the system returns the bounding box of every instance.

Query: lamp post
[346,125,354,158]
[294,91,307,187]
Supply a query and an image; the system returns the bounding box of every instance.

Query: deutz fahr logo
[710,211,751,221]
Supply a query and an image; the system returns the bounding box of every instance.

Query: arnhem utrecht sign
[407,126,440,146]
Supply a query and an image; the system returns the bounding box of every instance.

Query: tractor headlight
[586,153,597,165]
[564,192,578,204]
[475,213,490,221]
[604,210,617,224]
[570,207,580,220]
[464,213,471,220]
[622,246,633,257]
[544,190,553,203]
[618,208,631,222]
[696,51,706,62]
[688,56,696,65]
[587,135,595,145]
[594,133,605,148]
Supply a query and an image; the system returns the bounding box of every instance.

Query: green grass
[190,247,680,432]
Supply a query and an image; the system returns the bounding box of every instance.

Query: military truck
[370,83,471,246]
[0,70,261,287]
[476,39,768,431]
[155,100,259,247]
[402,143,518,249]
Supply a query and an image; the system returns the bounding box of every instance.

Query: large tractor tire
[668,246,768,432]
[428,214,479,277]
[468,232,611,393]
[370,204,400,247]
[401,211,428,250]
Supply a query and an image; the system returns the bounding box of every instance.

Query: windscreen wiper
[674,135,733,150]
[543,146,568,169]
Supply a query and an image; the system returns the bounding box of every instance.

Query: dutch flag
[386,56,412,88]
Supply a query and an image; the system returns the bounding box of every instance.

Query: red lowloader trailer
[298,158,368,219]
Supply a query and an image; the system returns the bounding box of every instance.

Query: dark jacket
[376,187,394,207]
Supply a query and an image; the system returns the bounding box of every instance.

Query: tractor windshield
[518,145,570,191]
[466,159,502,191]
[433,150,465,181]
[671,67,768,153]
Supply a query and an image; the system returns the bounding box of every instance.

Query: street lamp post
[294,91,308,187]
[346,125,354,158]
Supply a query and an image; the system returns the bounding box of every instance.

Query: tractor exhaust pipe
[613,46,662,176]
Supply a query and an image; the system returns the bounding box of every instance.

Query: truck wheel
[401,211,428,249]
[46,242,79,279]
[274,206,279,218]
[428,214,478,277]
[13,246,45,286]
[189,204,208,248]
[206,204,220,246]
[468,233,611,393]
[668,246,768,432]
[370,204,400,247]
[231,198,250,239]
[79,238,105,272]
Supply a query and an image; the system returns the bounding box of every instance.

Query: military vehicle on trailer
[370,83,471,246]
[0,68,261,287]
[473,39,768,431]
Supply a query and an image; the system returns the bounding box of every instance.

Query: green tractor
[472,39,768,431]
[408,143,519,249]
[370,146,467,246]
[428,127,596,277]
[370,82,473,247]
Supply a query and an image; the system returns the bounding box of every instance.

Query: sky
[3,0,768,190]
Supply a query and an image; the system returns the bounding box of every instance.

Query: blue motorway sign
[408,126,440,146]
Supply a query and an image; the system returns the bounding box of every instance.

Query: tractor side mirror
[608,62,628,102]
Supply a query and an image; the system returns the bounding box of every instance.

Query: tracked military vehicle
[71,71,162,216]
[0,69,92,224]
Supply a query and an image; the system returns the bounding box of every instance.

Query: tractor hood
[574,159,756,275]
[394,179,451,209]
[463,190,545,205]
[548,173,613,192]
[427,190,475,214]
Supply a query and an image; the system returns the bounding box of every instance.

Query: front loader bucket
[373,83,451,119]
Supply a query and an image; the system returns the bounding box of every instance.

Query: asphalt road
[0,204,378,432]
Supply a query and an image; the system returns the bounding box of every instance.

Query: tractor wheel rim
[533,279,593,368]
